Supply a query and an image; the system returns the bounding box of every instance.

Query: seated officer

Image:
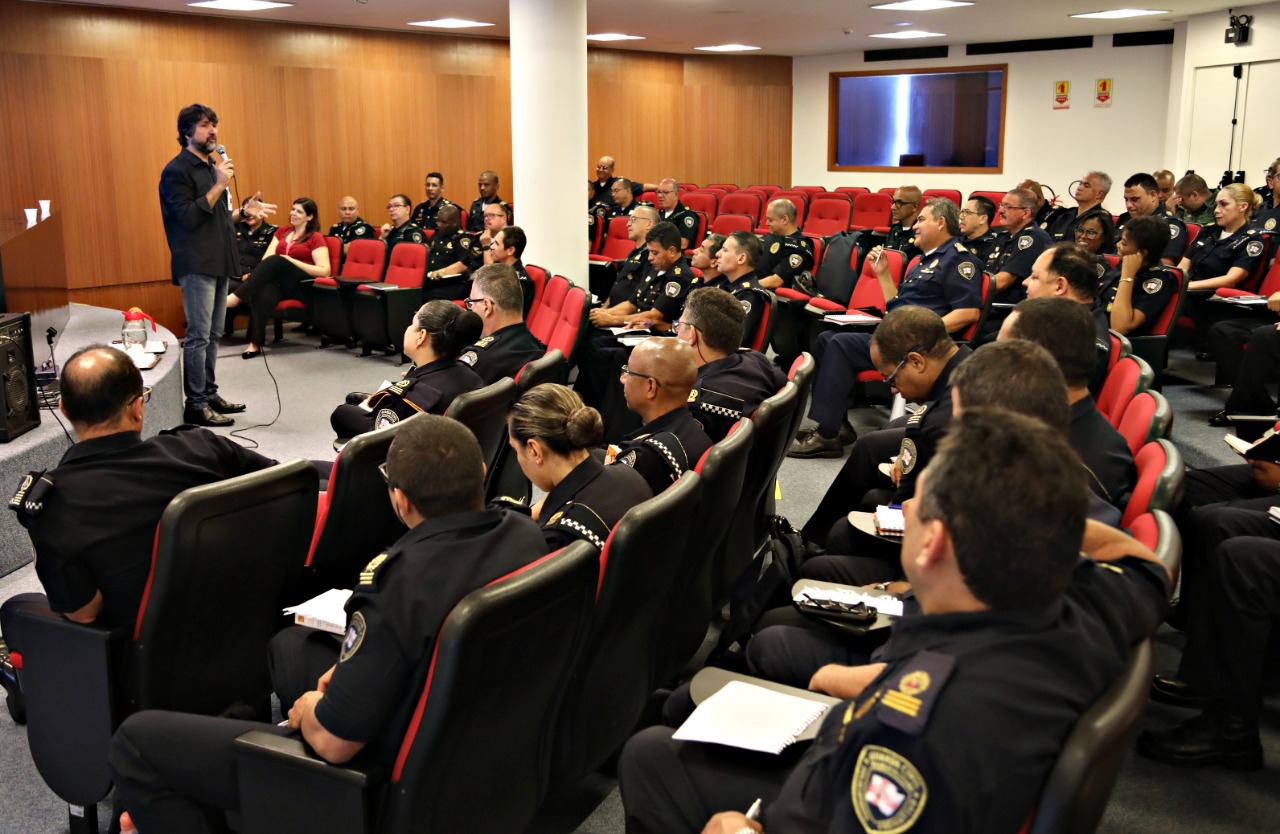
[603,207,659,307]
[1044,170,1112,240]
[487,224,536,314]
[459,263,545,384]
[410,171,451,230]
[379,193,426,249]
[423,204,481,302]
[618,409,1171,834]
[466,170,510,233]
[756,199,814,291]
[1021,242,1112,378]
[1099,214,1180,338]
[1170,172,1217,227]
[227,197,278,335]
[788,199,982,458]
[959,195,1001,261]
[701,230,767,294]
[677,288,787,443]
[655,177,699,250]
[608,337,712,495]
[329,301,483,439]
[885,185,924,263]
[1115,173,1188,266]
[0,346,276,721]
[1206,321,1280,428]
[985,187,1054,307]
[477,200,509,256]
[689,233,726,285]
[109,415,550,832]
[327,195,375,250]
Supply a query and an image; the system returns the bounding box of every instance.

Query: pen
[874,248,882,266]
[746,798,763,821]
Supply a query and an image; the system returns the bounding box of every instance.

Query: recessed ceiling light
[587,33,646,42]
[894,21,913,26]
[694,44,761,52]
[868,30,946,38]
[1070,8,1169,19]
[871,0,973,10]
[408,18,494,29]
[188,0,291,10]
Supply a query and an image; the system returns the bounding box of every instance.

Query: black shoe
[208,395,246,414]
[1150,674,1213,709]
[787,430,844,459]
[1207,410,1236,428]
[242,349,262,360]
[185,406,234,427]
[1136,709,1263,770]
[0,639,26,725]
[838,420,858,446]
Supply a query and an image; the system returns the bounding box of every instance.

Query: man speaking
[159,103,273,426]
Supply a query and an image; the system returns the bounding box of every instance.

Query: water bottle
[121,307,156,349]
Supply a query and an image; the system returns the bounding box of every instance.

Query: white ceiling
[41,0,1271,56]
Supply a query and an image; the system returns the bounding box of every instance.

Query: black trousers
[1209,319,1280,413]
[235,255,310,346]
[109,627,338,832]
[574,330,641,442]
[1179,537,1280,717]
[801,427,903,545]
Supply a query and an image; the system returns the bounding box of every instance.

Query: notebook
[873,504,905,536]
[823,311,882,325]
[673,680,830,754]
[284,589,352,635]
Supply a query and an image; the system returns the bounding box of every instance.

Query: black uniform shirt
[631,257,694,322]
[612,406,712,495]
[467,197,510,234]
[12,427,275,627]
[608,245,648,306]
[893,347,970,503]
[757,231,815,289]
[425,230,481,290]
[885,221,923,264]
[458,323,546,384]
[765,556,1170,834]
[158,148,239,282]
[1115,209,1187,262]
[985,223,1053,303]
[699,272,767,294]
[235,221,278,276]
[410,199,452,231]
[962,229,1003,263]
[1183,223,1266,287]
[689,349,787,442]
[1071,395,1137,508]
[1252,201,1280,234]
[539,455,652,551]
[328,218,376,247]
[361,358,483,431]
[887,236,984,318]
[1097,263,1178,337]
[590,177,643,209]
[1043,205,1110,242]
[315,508,547,766]
[384,221,427,250]
[660,202,700,245]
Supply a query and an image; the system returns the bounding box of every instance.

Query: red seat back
[1116,390,1171,458]
[792,186,826,201]
[710,214,753,236]
[957,273,995,342]
[524,263,550,323]
[1096,355,1152,427]
[1122,439,1183,528]
[322,235,342,277]
[599,217,634,260]
[548,282,590,366]
[969,190,1006,206]
[705,183,738,192]
[877,187,897,197]
[748,185,781,198]
[847,249,904,313]
[719,192,763,227]
[835,186,870,198]
[639,191,656,206]
[1147,268,1186,337]
[770,191,809,225]
[923,189,962,207]
[384,243,427,289]
[529,274,568,344]
[803,199,852,236]
[683,191,719,220]
[851,193,892,231]
[340,239,387,281]
[1241,233,1274,293]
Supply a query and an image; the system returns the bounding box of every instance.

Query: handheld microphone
[215,145,236,179]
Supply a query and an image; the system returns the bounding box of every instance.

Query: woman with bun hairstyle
[507,383,652,550]
[330,300,483,438]
[1179,182,1269,349]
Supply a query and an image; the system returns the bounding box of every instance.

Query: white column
[509,0,588,288]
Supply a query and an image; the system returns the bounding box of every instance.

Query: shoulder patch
[1142,277,1163,295]
[1266,218,1277,231]
[899,438,918,475]
[618,450,637,467]
[770,242,780,254]
[664,281,682,297]
[9,470,52,517]
[460,236,473,248]
[374,408,400,429]
[1168,223,1179,239]
[1247,239,1264,257]
[872,651,956,735]
[957,261,975,280]
[684,215,695,227]
[1017,235,1033,250]
[356,226,366,236]
[339,611,366,663]
[789,253,803,269]
[851,745,928,833]
[459,350,478,366]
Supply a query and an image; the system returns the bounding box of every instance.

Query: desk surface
[689,667,839,742]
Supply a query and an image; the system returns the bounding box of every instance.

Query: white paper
[673,680,829,754]
[793,584,905,617]
[823,312,881,324]
[284,589,353,635]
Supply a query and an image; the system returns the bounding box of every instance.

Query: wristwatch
[873,581,893,591]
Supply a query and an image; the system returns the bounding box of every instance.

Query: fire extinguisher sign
[1095,78,1113,108]
[1054,81,1070,110]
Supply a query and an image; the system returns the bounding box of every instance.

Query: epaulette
[356,550,399,590]
[8,470,53,519]
[490,496,531,516]
[690,386,745,421]
[906,402,929,427]
[869,650,956,735]
[641,430,689,482]
[545,501,611,550]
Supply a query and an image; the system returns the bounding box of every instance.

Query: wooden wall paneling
[71,282,185,335]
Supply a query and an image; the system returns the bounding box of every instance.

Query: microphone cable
[228,296,283,450]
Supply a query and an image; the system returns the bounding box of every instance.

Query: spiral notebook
[673,680,830,754]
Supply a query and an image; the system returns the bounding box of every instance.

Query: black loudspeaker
[0,312,40,443]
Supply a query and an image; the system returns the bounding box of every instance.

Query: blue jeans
[179,273,227,410]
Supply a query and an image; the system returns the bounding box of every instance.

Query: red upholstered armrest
[775,287,813,302]
[313,277,339,288]
[1214,288,1261,298]
[807,297,847,312]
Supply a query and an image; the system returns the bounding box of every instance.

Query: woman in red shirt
[226,197,331,358]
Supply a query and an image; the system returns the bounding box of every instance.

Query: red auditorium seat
[710,214,753,236]
[589,217,633,264]
[719,191,764,227]
[682,191,719,220]
[351,242,427,356]
[850,192,892,233]
[922,188,962,206]
[1116,390,1173,458]
[803,199,852,237]
[1095,354,1155,428]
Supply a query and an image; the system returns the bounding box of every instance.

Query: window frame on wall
[827,63,1009,174]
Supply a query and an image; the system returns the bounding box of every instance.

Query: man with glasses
[380,193,426,249]
[478,202,510,261]
[983,187,1053,312]
[757,199,815,291]
[457,264,545,384]
[604,177,642,223]
[1,346,275,722]
[959,195,1001,261]
[610,338,711,494]
[410,172,452,231]
[1045,171,1112,241]
[423,204,480,301]
[885,185,924,263]
[1115,173,1188,266]
[655,178,699,250]
[1252,159,1280,232]
[603,207,659,307]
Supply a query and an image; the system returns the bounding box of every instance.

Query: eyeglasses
[655,189,675,196]
[890,199,918,208]
[672,319,697,333]
[378,462,395,489]
[130,386,153,405]
[884,344,927,389]
[958,209,978,217]
[1074,227,1102,239]
[596,165,611,171]
[627,216,652,224]
[463,297,490,310]
[620,365,660,385]
[484,212,505,219]
[387,203,407,210]
[999,203,1030,212]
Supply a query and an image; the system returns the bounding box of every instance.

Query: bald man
[609,337,711,495]
[423,204,481,301]
[590,156,653,209]
[327,196,375,251]
[886,185,924,263]
[467,170,511,233]
[655,178,699,250]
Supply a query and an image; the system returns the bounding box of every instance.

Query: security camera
[1225,10,1251,44]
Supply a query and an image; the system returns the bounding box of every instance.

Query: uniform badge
[684,216,695,227]
[851,745,927,833]
[546,511,563,525]
[1017,235,1033,250]
[375,408,400,429]
[687,389,699,402]
[360,553,388,585]
[957,262,975,281]
[618,450,638,467]
[1142,277,1163,295]
[664,281,681,297]
[339,611,367,663]
[770,242,780,254]
[899,438,918,474]
[1267,218,1277,231]
[1247,240,1264,257]
[461,237,472,248]
[1168,223,1179,239]
[459,350,478,366]
[356,227,366,236]
[789,253,803,269]
[740,298,753,314]
[1096,262,1106,278]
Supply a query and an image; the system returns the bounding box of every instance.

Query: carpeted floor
[0,329,1275,833]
